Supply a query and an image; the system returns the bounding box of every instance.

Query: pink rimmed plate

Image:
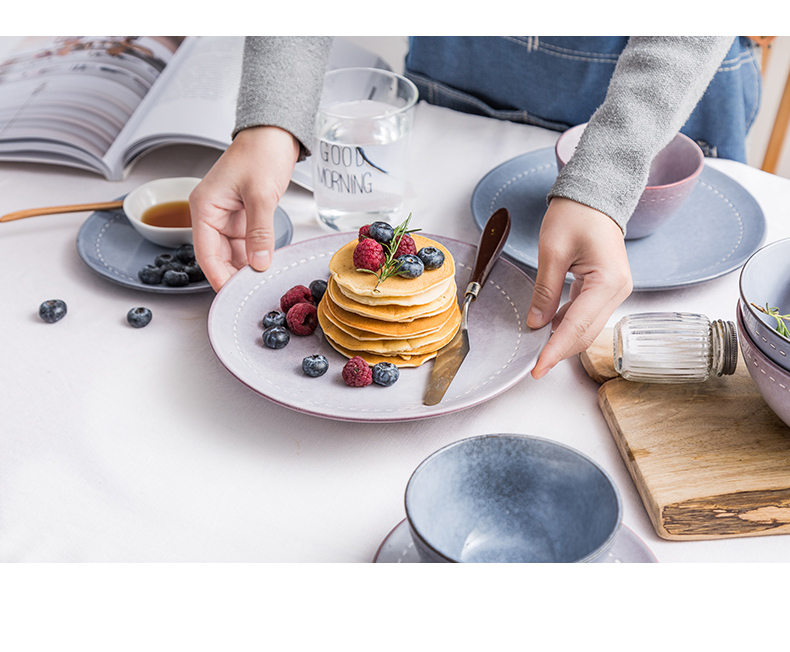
[207,233,551,422]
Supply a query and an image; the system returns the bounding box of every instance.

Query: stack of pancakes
[317,234,460,367]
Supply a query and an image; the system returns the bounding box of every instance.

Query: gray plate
[207,232,551,423]
[373,518,658,563]
[76,201,293,294]
[471,148,766,291]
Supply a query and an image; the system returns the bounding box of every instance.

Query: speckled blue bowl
[736,304,790,428]
[405,434,622,563]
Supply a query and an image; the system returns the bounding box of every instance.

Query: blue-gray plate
[471,148,766,291]
[76,201,293,294]
[373,518,658,563]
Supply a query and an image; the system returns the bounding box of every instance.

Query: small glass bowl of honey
[123,177,200,247]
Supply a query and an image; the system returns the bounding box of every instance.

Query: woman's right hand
[189,125,301,291]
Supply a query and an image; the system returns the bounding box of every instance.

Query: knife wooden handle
[468,207,511,294]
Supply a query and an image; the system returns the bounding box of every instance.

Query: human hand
[527,197,633,379]
[189,125,301,291]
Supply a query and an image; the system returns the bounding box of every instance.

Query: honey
[141,200,191,228]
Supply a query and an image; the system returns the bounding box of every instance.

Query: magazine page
[0,36,183,177]
[111,36,242,173]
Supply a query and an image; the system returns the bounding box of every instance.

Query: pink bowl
[736,301,790,429]
[555,123,705,240]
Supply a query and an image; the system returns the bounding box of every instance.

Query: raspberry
[393,233,417,258]
[280,285,314,313]
[286,302,318,335]
[358,224,371,241]
[352,238,386,272]
[342,356,373,387]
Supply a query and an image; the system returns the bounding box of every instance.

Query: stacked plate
[737,238,790,427]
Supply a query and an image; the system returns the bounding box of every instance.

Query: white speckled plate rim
[471,148,766,291]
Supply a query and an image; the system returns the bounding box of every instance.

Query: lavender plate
[471,148,766,291]
[207,233,551,422]
[373,518,658,563]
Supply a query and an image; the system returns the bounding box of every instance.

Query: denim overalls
[404,36,761,163]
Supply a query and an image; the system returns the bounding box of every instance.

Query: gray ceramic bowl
[555,123,704,240]
[738,238,790,371]
[736,304,790,428]
[404,434,622,563]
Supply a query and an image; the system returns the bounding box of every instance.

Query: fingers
[526,248,568,331]
[243,187,278,273]
[189,126,301,290]
[189,185,235,292]
[527,198,632,379]
[531,278,628,379]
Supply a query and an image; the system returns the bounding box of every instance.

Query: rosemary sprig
[356,213,421,290]
[751,302,790,338]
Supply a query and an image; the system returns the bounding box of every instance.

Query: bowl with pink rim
[555,123,704,240]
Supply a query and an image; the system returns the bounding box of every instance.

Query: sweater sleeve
[548,36,735,234]
[234,36,334,160]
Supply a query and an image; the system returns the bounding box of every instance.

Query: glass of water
[311,67,418,231]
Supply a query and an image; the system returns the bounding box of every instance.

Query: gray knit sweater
[234,36,734,232]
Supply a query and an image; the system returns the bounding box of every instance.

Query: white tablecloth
[3,97,790,564]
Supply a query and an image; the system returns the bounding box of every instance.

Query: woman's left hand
[527,197,633,379]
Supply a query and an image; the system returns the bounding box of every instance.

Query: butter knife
[423,207,511,405]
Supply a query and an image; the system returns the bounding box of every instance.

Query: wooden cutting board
[581,328,790,540]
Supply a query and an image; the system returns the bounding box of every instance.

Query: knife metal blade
[423,208,511,405]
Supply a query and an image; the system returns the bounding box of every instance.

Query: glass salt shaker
[613,312,738,383]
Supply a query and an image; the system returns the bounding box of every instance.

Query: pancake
[317,300,461,355]
[330,234,455,299]
[335,276,455,307]
[326,276,457,322]
[322,334,438,368]
[322,293,458,340]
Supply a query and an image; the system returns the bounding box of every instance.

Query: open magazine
[0,36,390,183]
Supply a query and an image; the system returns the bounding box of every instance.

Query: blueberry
[417,246,445,271]
[162,269,189,287]
[138,264,164,285]
[154,253,176,267]
[309,279,328,303]
[395,254,424,278]
[262,310,286,329]
[372,362,400,386]
[127,306,153,328]
[302,354,329,377]
[184,262,205,283]
[263,325,290,349]
[175,244,195,263]
[160,260,187,273]
[368,221,394,244]
[39,299,67,323]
